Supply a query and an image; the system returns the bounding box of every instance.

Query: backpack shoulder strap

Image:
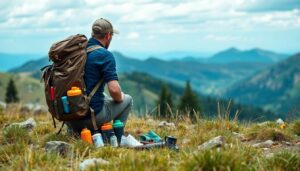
[88,79,103,101]
[86,45,102,53]
[86,44,104,101]
[86,45,104,131]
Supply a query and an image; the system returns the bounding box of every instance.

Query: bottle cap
[92,130,100,135]
[113,120,124,128]
[101,123,113,130]
[67,87,82,96]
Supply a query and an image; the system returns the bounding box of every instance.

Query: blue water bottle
[61,96,70,113]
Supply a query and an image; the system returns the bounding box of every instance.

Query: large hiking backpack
[41,34,102,132]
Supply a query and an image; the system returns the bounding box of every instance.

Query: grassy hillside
[0,72,45,105]
[0,72,279,121]
[0,108,299,170]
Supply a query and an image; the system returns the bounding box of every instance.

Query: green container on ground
[113,120,124,144]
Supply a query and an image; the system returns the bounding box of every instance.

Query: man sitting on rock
[66,18,133,133]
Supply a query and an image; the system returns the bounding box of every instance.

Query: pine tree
[178,81,201,118]
[5,78,19,104]
[157,84,173,118]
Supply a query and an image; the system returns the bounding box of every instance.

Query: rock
[262,148,270,151]
[252,140,274,148]
[79,158,109,171]
[45,141,71,156]
[198,136,225,150]
[232,132,246,141]
[20,105,31,114]
[9,118,37,131]
[33,105,47,115]
[283,141,292,146]
[265,152,274,158]
[0,101,6,110]
[158,121,176,129]
[276,118,284,125]
[258,121,271,126]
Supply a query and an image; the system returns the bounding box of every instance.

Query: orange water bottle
[81,127,93,144]
[100,123,114,144]
[67,87,82,96]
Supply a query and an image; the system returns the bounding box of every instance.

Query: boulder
[0,101,6,110]
[9,117,37,131]
[265,152,274,158]
[198,136,225,150]
[33,105,47,115]
[232,132,246,141]
[20,105,31,114]
[276,118,284,125]
[45,141,71,156]
[79,158,109,171]
[252,140,274,148]
[158,121,176,129]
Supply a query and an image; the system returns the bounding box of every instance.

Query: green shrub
[72,139,95,158]
[246,126,291,141]
[0,143,28,165]
[3,125,31,144]
[262,151,300,171]
[179,147,258,171]
[291,120,300,135]
[34,124,54,135]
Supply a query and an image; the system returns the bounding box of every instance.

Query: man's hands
[107,80,123,102]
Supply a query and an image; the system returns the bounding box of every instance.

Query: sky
[0,0,300,59]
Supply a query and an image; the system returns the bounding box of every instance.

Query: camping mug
[165,136,177,147]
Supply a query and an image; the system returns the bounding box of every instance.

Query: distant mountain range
[176,48,288,63]
[8,48,288,95]
[223,52,300,115]
[4,47,298,115]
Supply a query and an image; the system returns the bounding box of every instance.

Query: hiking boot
[120,134,143,147]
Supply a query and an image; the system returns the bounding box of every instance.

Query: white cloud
[0,0,299,53]
[1,0,299,33]
[127,32,140,40]
[204,34,256,42]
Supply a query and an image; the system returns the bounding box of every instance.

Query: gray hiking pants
[66,94,133,133]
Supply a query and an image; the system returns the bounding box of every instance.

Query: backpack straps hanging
[88,79,103,131]
[86,45,104,131]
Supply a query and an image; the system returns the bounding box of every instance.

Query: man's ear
[105,33,110,40]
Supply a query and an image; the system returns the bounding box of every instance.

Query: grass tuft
[3,125,31,144]
[261,151,300,171]
[245,126,291,141]
[291,120,300,135]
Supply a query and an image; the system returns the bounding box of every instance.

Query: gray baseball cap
[92,18,119,36]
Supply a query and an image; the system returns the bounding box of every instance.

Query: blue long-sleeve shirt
[84,37,118,117]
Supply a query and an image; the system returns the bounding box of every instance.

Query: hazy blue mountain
[207,48,288,63]
[0,53,42,72]
[174,48,288,64]
[114,52,269,94]
[223,52,300,115]
[8,51,269,95]
[9,57,49,73]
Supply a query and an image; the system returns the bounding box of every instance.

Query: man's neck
[95,38,106,48]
